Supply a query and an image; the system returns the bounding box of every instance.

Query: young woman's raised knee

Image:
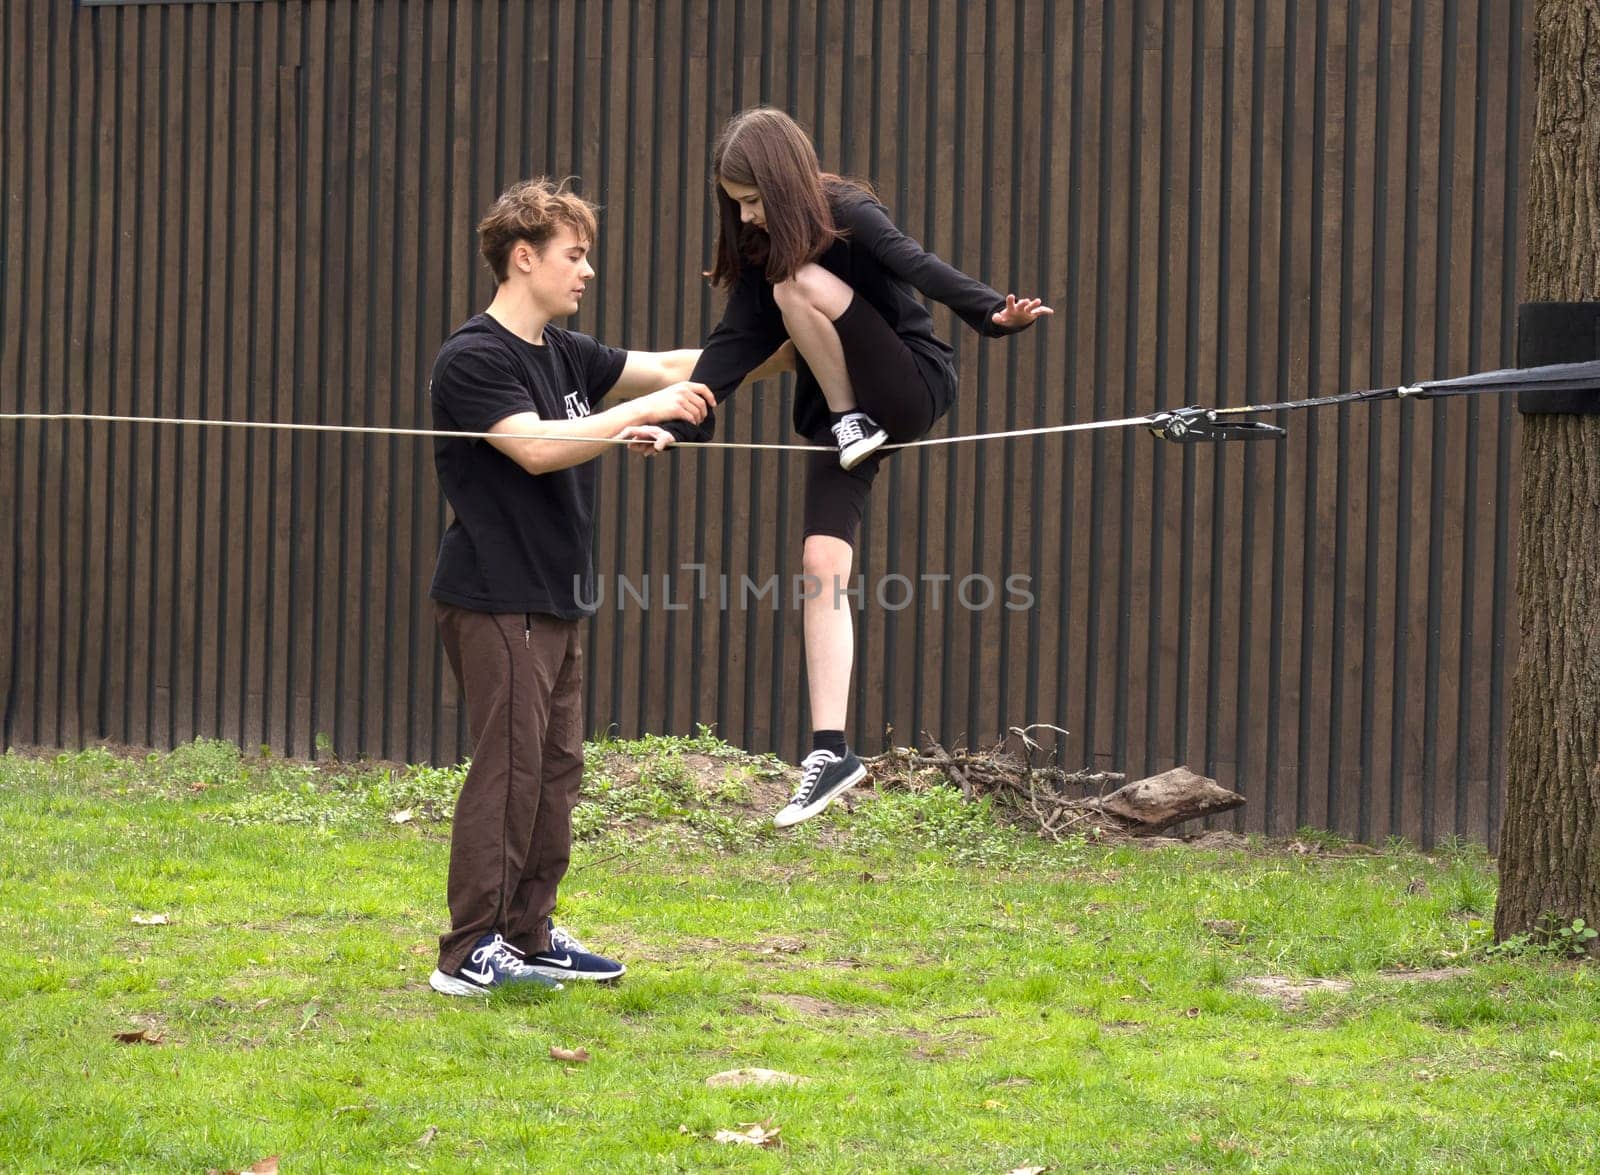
[774,263,851,318]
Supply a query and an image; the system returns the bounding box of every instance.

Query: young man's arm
[609,342,796,400]
[608,350,701,399]
[486,382,715,475]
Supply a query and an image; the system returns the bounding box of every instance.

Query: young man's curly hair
[477,178,600,284]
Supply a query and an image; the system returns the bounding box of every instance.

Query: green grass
[1,741,1597,1173]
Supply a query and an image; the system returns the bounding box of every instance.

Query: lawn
[0,737,1595,1173]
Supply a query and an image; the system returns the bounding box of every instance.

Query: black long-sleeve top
[669,190,1023,444]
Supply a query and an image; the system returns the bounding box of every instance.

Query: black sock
[812,729,848,758]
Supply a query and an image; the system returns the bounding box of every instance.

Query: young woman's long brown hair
[708,107,873,287]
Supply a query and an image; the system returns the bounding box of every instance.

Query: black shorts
[802,295,941,543]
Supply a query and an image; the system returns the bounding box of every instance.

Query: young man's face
[512,224,596,318]
[721,178,767,230]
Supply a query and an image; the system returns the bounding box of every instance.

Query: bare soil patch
[1235,975,1355,1008]
[757,993,850,1018]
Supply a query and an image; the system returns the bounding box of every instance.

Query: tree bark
[1495,0,1600,949]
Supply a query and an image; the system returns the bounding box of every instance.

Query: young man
[426,177,717,996]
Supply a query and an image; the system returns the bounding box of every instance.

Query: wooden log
[1090,767,1245,834]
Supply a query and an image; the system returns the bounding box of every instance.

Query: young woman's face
[720,178,767,230]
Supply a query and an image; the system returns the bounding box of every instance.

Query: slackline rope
[3,362,1597,447]
[0,411,1157,449]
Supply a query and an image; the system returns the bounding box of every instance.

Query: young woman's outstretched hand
[992,294,1054,330]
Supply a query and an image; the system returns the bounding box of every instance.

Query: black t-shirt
[428,313,627,619]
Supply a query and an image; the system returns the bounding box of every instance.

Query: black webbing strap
[1147,360,1600,444]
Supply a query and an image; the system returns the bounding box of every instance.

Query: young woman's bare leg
[773,263,889,470]
[801,533,855,729]
[773,532,868,828]
[772,263,858,414]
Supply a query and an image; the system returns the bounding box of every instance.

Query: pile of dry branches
[864,725,1243,842]
[864,725,1127,841]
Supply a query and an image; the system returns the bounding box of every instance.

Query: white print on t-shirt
[564,390,591,419]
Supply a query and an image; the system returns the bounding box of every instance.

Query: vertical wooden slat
[78,11,116,747]
[1300,0,1338,832]
[193,4,226,745]
[335,0,372,758]
[57,10,90,750]
[6,1,44,747]
[395,0,444,763]
[1259,0,1298,835]
[1141,0,1179,784]
[380,0,419,757]
[0,0,13,747]
[147,5,178,746]
[1487,0,1527,854]
[1126,0,1164,782]
[638,0,671,738]
[172,4,204,748]
[910,0,950,756]
[241,0,274,752]
[37,0,69,749]
[309,0,347,757]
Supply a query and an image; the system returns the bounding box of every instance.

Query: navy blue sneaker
[525,920,627,982]
[429,932,564,997]
[774,748,866,828]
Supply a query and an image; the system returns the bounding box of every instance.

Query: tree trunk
[1495,0,1600,949]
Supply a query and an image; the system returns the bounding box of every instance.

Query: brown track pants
[434,603,584,974]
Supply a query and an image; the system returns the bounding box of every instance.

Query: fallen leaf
[678,1124,693,1135]
[205,1158,279,1175]
[113,1029,163,1046]
[188,781,209,792]
[758,936,806,954]
[1006,1167,1049,1175]
[1185,1007,1201,1018]
[549,1046,590,1063]
[983,1099,1005,1110]
[993,1076,1033,1088]
[389,808,415,824]
[712,1121,780,1148]
[415,1126,438,1147]
[705,1067,808,1089]
[131,914,170,926]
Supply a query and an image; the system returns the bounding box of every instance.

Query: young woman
[655,106,1051,828]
